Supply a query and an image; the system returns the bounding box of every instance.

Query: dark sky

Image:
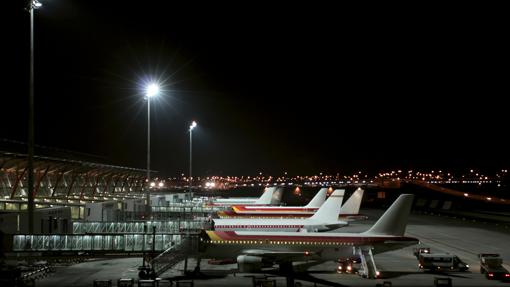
[2,1,508,176]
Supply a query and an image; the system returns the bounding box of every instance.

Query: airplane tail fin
[339,188,364,215]
[254,187,276,204]
[364,194,414,236]
[270,187,283,205]
[304,188,328,208]
[309,189,345,221]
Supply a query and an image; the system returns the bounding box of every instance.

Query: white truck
[418,253,469,272]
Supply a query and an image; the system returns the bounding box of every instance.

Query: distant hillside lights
[158,169,507,188]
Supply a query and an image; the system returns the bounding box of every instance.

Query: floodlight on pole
[189,121,197,193]
[145,82,159,221]
[27,0,43,235]
[146,83,159,98]
[32,1,42,8]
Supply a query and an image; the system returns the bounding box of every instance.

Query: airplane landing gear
[138,266,156,280]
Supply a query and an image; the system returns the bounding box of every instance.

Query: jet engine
[237,255,272,272]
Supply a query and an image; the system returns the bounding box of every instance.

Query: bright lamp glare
[146,83,160,98]
[190,121,197,130]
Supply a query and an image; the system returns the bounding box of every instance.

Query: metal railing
[150,234,200,277]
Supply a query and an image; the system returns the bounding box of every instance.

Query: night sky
[2,1,508,176]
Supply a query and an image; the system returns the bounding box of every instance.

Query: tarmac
[35,209,510,287]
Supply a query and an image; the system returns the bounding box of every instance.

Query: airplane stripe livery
[209,186,282,206]
[233,206,318,212]
[213,189,348,232]
[206,230,416,244]
[218,188,365,219]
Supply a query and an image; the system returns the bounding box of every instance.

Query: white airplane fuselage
[213,189,347,232]
[202,230,418,261]
[218,206,317,218]
[213,218,347,232]
[211,198,261,206]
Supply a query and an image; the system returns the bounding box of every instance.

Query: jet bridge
[72,220,209,234]
[11,234,184,253]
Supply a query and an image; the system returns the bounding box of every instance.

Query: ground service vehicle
[336,257,359,274]
[479,253,510,280]
[418,253,469,272]
[413,247,431,259]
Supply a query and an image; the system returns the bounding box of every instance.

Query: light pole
[145,83,159,219]
[189,121,197,193]
[27,0,42,235]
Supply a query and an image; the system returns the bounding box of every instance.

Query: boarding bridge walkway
[152,205,223,213]
[72,220,211,234]
[11,233,188,253]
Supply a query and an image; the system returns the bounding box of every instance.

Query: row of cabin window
[215,225,304,228]
[210,240,354,246]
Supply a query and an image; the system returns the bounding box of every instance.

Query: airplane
[212,189,348,232]
[218,188,365,220]
[208,186,282,206]
[217,187,328,218]
[199,194,418,279]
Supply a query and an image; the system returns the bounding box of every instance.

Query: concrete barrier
[93,279,112,287]
[118,278,134,287]
[434,277,452,287]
